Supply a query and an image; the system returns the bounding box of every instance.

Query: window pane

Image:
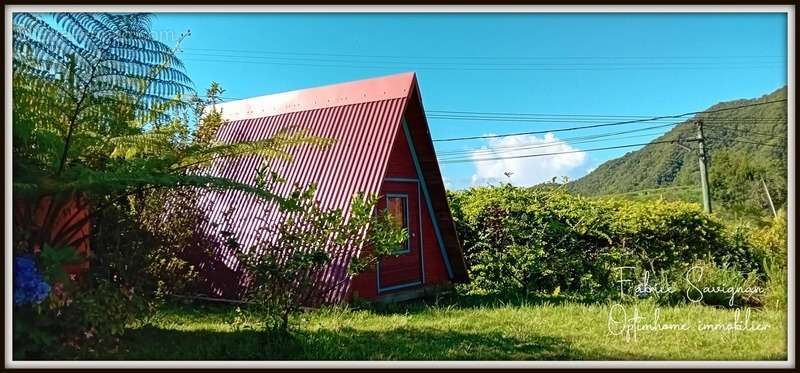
[386,196,409,253]
[387,197,407,229]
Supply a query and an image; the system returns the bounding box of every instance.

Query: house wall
[14,196,91,276]
[349,125,451,300]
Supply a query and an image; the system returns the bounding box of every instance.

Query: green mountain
[569,86,788,218]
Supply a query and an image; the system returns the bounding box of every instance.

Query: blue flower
[13,256,51,306]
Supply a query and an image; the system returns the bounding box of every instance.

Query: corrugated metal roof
[192,72,466,302]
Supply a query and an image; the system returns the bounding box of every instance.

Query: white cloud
[470,132,588,187]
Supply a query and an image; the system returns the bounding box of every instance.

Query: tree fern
[13,12,194,174]
[13,12,330,208]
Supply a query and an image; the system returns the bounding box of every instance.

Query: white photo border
[4,4,795,370]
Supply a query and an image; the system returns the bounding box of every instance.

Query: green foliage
[683,261,764,307]
[450,184,634,299]
[12,12,192,176]
[450,185,768,300]
[709,149,785,220]
[193,81,226,145]
[570,86,787,221]
[597,197,746,272]
[12,12,324,205]
[747,211,788,309]
[747,210,788,268]
[11,12,331,359]
[222,170,406,335]
[13,264,150,359]
[762,260,787,310]
[38,244,82,284]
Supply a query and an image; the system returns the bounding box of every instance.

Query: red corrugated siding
[191,75,413,302]
[14,196,92,276]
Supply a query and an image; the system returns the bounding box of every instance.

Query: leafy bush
[12,198,188,359]
[748,210,788,309]
[220,170,406,336]
[450,185,635,299]
[11,236,148,359]
[450,184,768,300]
[598,197,763,273]
[748,210,788,268]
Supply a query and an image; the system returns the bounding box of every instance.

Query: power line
[182,47,783,61]
[431,99,787,142]
[432,119,682,143]
[705,137,786,148]
[437,120,701,159]
[438,131,670,161]
[212,98,786,126]
[427,111,784,120]
[440,132,786,165]
[428,115,666,123]
[180,52,783,68]
[439,135,785,165]
[437,126,667,156]
[427,115,785,125]
[212,96,789,127]
[703,123,786,138]
[436,125,674,158]
[182,57,782,72]
[439,140,679,164]
[428,110,656,118]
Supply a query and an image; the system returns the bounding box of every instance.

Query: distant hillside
[570,86,787,217]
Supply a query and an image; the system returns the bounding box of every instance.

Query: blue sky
[151,13,787,190]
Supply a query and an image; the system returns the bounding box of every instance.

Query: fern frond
[108,131,175,160]
[13,12,195,116]
[54,13,112,51]
[175,129,335,171]
[20,168,281,204]
[13,13,86,66]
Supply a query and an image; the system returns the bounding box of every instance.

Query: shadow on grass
[107,324,623,360]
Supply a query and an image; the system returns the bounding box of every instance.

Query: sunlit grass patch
[105,297,787,361]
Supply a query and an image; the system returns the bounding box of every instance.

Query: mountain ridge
[568,86,787,215]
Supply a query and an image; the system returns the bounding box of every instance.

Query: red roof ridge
[215,72,417,122]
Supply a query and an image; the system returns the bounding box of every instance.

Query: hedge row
[448,185,771,303]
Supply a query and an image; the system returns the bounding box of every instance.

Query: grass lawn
[100,294,787,361]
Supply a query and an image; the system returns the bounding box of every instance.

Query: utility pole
[696,119,712,214]
[761,178,777,218]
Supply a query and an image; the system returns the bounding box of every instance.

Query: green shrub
[450,185,634,299]
[223,173,406,335]
[749,211,788,309]
[449,184,768,301]
[748,210,788,268]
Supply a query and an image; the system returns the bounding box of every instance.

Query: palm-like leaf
[176,129,334,171]
[14,13,193,103]
[13,13,195,173]
[13,12,335,231]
